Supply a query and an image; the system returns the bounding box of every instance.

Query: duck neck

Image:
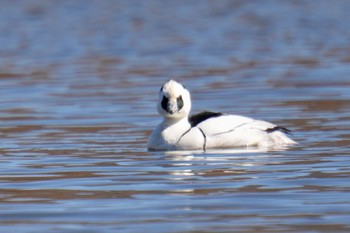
[162,116,189,127]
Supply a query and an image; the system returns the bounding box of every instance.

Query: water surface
[1,1,350,232]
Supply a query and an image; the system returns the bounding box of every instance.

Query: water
[1,1,350,232]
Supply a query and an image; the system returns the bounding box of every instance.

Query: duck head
[158,80,191,120]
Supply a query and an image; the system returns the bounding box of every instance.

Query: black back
[189,111,223,127]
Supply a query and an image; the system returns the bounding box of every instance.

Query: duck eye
[161,96,168,111]
[177,95,184,110]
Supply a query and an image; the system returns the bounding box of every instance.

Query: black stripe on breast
[266,126,292,135]
[189,111,223,127]
[198,127,207,151]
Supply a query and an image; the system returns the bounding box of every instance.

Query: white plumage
[148,80,296,151]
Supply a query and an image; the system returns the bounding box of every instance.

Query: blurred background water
[0,0,350,232]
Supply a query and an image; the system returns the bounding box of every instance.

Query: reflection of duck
[148,80,296,151]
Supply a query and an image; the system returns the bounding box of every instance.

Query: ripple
[1,1,350,232]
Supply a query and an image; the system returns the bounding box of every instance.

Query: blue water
[0,1,350,232]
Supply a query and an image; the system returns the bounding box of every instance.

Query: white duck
[147,80,296,151]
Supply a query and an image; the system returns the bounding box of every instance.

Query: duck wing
[191,111,283,136]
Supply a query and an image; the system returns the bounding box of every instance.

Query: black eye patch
[177,95,183,110]
[161,96,169,111]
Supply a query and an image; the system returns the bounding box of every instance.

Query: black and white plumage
[147,80,296,151]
